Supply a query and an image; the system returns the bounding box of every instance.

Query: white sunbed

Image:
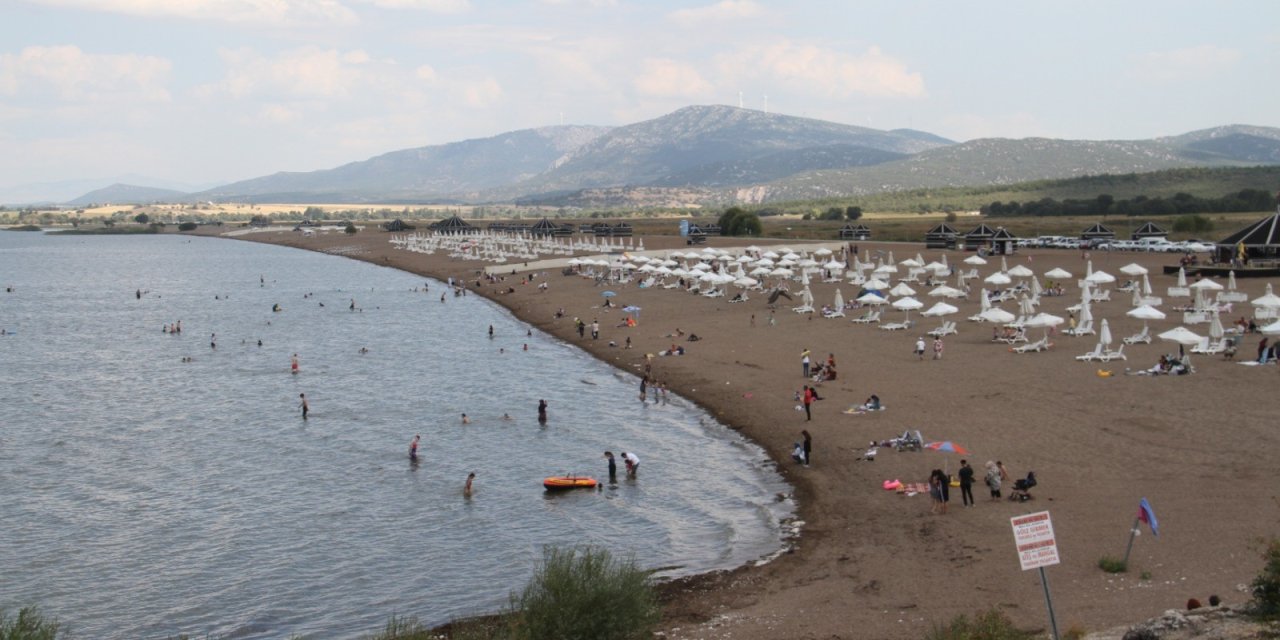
[850,310,881,324]
[878,321,910,331]
[1123,328,1151,345]
[1100,344,1126,362]
[1063,321,1095,337]
[1075,344,1104,361]
[1012,338,1050,353]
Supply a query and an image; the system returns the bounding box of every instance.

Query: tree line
[982,189,1277,218]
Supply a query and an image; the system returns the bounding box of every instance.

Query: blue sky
[2,0,1278,192]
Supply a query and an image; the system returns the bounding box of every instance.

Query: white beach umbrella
[1261,320,1280,335]
[746,245,761,254]
[833,288,844,310]
[980,307,1016,324]
[691,262,711,271]
[857,292,889,305]
[1085,270,1116,285]
[924,261,948,275]
[657,266,674,275]
[889,282,917,297]
[1024,312,1065,340]
[755,258,775,268]
[662,259,678,268]
[892,296,923,321]
[1007,265,1034,278]
[1176,267,1188,288]
[782,252,801,261]
[567,258,582,265]
[928,285,965,299]
[1127,304,1166,321]
[638,264,656,273]
[823,260,846,271]
[1188,278,1223,291]
[762,250,779,259]
[873,263,898,275]
[777,258,797,267]
[1099,318,1112,347]
[984,272,1012,286]
[1228,270,1238,291]
[797,258,819,268]
[1159,326,1203,347]
[863,278,890,291]
[1119,263,1149,277]
[749,266,772,277]
[683,252,702,260]
[1252,284,1280,308]
[814,247,833,257]
[899,257,923,268]
[769,267,793,278]
[735,255,753,263]
[1208,312,1225,340]
[964,255,988,266]
[1044,267,1072,280]
[922,302,959,317]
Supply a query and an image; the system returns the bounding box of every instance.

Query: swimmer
[299,393,309,419]
[464,472,475,497]
[409,434,420,462]
[501,413,513,421]
[210,333,216,349]
[349,298,356,311]
[290,353,299,374]
[488,325,494,339]
[257,340,263,347]
[523,343,528,351]
[359,347,369,354]
[461,413,470,424]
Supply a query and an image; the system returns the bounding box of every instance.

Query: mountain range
[42,105,1280,208]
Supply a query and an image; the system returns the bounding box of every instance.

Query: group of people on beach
[929,460,1013,514]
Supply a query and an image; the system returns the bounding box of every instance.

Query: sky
[2,0,1279,195]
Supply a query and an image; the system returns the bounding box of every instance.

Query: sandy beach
[219,226,1280,639]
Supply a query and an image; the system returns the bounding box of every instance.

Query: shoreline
[210,227,1280,639]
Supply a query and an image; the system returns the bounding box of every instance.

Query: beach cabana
[1081,223,1115,242]
[430,214,476,235]
[963,224,996,252]
[529,218,561,236]
[1131,221,1168,241]
[990,228,1017,255]
[1214,212,1280,266]
[839,223,871,240]
[925,223,959,249]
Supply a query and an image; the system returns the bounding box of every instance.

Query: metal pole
[1122,516,1140,568]
[1039,566,1061,640]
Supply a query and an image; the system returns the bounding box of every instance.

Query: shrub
[1098,555,1128,573]
[0,606,63,640]
[1250,536,1280,619]
[361,615,432,639]
[926,608,1033,640]
[345,222,358,234]
[509,546,659,640]
[178,222,198,231]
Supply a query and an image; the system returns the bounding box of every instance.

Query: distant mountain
[647,144,909,188]
[196,125,609,203]
[65,183,188,207]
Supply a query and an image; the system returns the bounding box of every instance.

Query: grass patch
[1098,555,1128,573]
[0,606,63,640]
[926,608,1034,640]
[507,545,660,640]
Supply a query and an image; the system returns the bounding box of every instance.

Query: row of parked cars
[1016,236,1214,253]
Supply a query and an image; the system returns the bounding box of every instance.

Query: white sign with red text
[1011,511,1060,571]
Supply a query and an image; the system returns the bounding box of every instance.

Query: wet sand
[220,227,1280,639]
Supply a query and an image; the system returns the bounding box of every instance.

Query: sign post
[1011,511,1061,640]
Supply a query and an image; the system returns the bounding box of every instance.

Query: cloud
[633,58,712,98]
[462,77,503,108]
[20,0,357,26]
[668,0,761,28]
[354,0,469,12]
[0,45,171,102]
[1134,45,1242,82]
[206,47,374,99]
[715,41,925,98]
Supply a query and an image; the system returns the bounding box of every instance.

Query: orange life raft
[543,476,599,490]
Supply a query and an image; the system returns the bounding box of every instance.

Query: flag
[1136,498,1159,537]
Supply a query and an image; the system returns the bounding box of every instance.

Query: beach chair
[1191,338,1225,355]
[927,321,957,337]
[727,292,749,304]
[1075,343,1104,361]
[1167,286,1191,298]
[792,304,814,314]
[1012,337,1049,353]
[638,276,656,289]
[1123,327,1151,345]
[878,321,910,331]
[850,310,881,324]
[1100,344,1126,362]
[703,288,725,298]
[1063,320,1094,337]
[1090,289,1111,303]
[823,308,846,319]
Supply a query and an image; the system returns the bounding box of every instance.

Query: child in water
[464,472,476,497]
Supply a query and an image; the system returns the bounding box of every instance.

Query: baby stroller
[894,430,923,452]
[1009,471,1037,502]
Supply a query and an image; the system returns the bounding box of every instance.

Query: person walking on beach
[914,337,926,360]
[591,319,599,340]
[299,393,309,420]
[958,460,975,507]
[997,460,1010,491]
[802,385,814,421]
[576,319,585,338]
[801,430,812,467]
[929,470,944,514]
[933,337,944,360]
[985,460,1002,500]
[801,349,811,378]
[409,434,420,462]
[537,399,548,423]
[604,451,617,483]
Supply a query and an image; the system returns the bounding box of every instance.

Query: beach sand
[220,227,1280,639]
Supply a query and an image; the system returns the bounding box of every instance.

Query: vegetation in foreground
[0,606,61,640]
[1251,536,1280,619]
[1098,555,1129,573]
[926,608,1034,640]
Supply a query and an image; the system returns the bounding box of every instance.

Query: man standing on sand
[802,385,814,421]
[591,319,599,340]
[915,337,926,360]
[801,349,811,378]
[958,460,975,507]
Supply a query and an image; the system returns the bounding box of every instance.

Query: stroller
[1009,471,1037,502]
[894,430,923,452]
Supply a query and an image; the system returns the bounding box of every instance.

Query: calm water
[0,232,793,639]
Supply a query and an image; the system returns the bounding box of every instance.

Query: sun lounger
[1075,344,1104,361]
[850,310,881,324]
[1012,337,1050,353]
[927,321,957,337]
[1190,338,1225,355]
[1100,344,1126,362]
[728,292,749,304]
[1090,289,1111,302]
[823,308,846,318]
[879,321,910,331]
[1063,320,1094,337]
[1123,328,1151,344]
[792,304,814,314]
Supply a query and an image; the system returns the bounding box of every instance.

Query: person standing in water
[464,472,476,497]
[537,399,548,423]
[290,353,299,374]
[409,434,420,462]
[299,393,309,420]
[210,333,216,349]
[349,298,356,311]
[604,451,617,482]
[621,451,639,477]
[488,325,494,339]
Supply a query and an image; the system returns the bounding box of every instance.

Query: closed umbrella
[1176,267,1188,288]
[1228,270,1238,292]
[1018,295,1037,316]
[833,288,845,310]
[1208,312,1225,341]
[1099,318,1112,347]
